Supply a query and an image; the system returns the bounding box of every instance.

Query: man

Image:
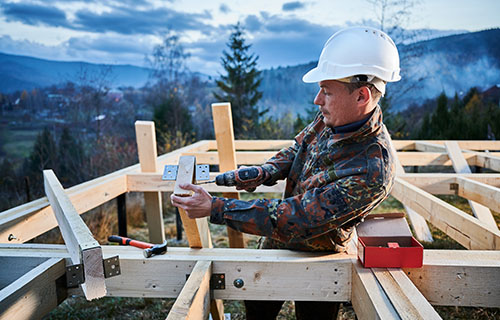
[171,26,400,320]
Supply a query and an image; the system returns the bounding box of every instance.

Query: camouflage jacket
[210,105,396,252]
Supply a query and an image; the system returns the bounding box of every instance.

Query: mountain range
[1,29,499,113]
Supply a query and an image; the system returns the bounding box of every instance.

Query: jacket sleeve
[210,146,394,243]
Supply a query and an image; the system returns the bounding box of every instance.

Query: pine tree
[214,23,263,138]
[58,127,86,186]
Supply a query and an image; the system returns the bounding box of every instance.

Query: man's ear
[357,86,372,106]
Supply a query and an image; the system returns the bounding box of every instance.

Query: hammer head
[143,241,167,258]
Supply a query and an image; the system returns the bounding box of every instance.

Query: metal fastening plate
[196,164,210,181]
[103,255,121,278]
[66,264,85,288]
[162,165,178,181]
[450,183,459,194]
[211,273,226,290]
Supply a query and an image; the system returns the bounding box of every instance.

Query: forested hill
[1,29,499,115]
[0,52,150,93]
[259,28,500,116]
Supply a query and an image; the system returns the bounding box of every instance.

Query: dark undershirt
[332,113,371,134]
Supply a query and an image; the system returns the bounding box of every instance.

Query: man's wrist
[209,197,226,225]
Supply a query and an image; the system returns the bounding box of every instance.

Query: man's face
[313,80,359,128]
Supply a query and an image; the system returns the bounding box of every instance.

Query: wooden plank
[387,127,433,242]
[0,175,127,244]
[127,173,285,194]
[206,140,293,151]
[0,140,211,244]
[167,260,212,320]
[372,268,441,320]
[43,170,106,300]
[212,103,245,248]
[400,173,500,190]
[2,245,499,307]
[173,156,212,249]
[474,152,500,172]
[445,141,498,230]
[0,258,66,320]
[351,261,399,319]
[392,177,500,249]
[403,250,500,307]
[457,177,500,215]
[135,120,165,244]
[183,151,276,165]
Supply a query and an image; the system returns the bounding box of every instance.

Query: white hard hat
[303,26,401,94]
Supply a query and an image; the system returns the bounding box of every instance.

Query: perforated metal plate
[103,255,121,278]
[162,165,178,180]
[66,264,84,288]
[196,164,210,181]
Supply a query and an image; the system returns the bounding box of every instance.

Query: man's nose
[314,89,323,105]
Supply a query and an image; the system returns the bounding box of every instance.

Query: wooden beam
[183,151,276,165]
[135,120,165,244]
[388,127,433,242]
[372,268,441,320]
[174,156,212,249]
[445,141,498,230]
[206,140,293,151]
[400,173,500,191]
[43,170,106,300]
[456,177,500,214]
[474,152,500,172]
[392,177,500,249]
[0,140,211,244]
[2,245,499,307]
[0,258,66,320]
[212,103,245,248]
[167,260,212,320]
[127,173,285,194]
[404,250,500,307]
[351,261,399,319]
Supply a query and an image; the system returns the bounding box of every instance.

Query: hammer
[108,235,167,258]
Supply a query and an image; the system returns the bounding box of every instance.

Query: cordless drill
[198,166,265,189]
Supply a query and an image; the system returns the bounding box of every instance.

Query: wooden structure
[1,102,499,319]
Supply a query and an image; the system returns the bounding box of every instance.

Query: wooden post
[173,155,223,319]
[135,121,165,244]
[211,103,245,248]
[43,170,106,300]
[117,194,127,237]
[166,261,213,320]
[445,141,498,230]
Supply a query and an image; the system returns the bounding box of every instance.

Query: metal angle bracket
[103,255,121,278]
[66,263,85,288]
[450,182,459,194]
[185,273,226,290]
[162,165,178,180]
[162,164,210,181]
[196,164,210,181]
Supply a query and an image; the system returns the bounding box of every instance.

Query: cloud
[282,1,306,12]
[73,7,213,35]
[0,2,69,27]
[244,15,262,32]
[219,4,230,14]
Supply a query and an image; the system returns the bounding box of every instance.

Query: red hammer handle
[108,235,153,249]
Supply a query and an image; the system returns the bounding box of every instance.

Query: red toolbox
[357,214,423,268]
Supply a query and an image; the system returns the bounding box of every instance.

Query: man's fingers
[179,183,202,192]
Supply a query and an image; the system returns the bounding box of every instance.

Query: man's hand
[170,183,212,219]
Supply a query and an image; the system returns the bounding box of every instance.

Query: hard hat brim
[302,67,328,83]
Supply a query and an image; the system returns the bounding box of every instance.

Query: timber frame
[0,102,499,319]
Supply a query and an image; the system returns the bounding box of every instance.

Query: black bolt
[233,278,244,288]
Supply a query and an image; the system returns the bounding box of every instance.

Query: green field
[1,126,40,161]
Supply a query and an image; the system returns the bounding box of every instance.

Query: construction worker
[171,26,400,320]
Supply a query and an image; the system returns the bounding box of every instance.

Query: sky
[0,0,499,75]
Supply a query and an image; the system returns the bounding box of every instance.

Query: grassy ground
[0,125,40,161]
[41,192,499,319]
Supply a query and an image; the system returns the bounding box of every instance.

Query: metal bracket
[162,165,178,181]
[211,273,226,290]
[103,255,121,278]
[185,273,225,290]
[450,183,459,194]
[66,264,85,288]
[196,164,210,181]
[162,164,210,181]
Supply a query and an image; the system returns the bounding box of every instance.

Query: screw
[8,234,17,241]
[233,278,244,288]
